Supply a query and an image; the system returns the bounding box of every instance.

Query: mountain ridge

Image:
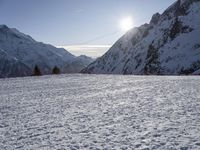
[0,25,93,78]
[82,0,200,75]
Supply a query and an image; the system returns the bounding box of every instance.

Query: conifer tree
[33,65,42,76]
[52,66,60,74]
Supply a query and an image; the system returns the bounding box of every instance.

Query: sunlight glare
[120,16,134,32]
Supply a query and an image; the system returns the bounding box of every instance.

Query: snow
[83,0,200,75]
[0,25,75,76]
[0,74,200,149]
[193,69,200,75]
[180,0,188,5]
[0,25,93,77]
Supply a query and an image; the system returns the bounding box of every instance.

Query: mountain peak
[0,24,36,43]
[0,25,9,29]
[150,13,161,25]
[0,25,9,32]
[163,0,199,18]
[82,0,200,75]
[0,25,94,78]
[0,25,77,77]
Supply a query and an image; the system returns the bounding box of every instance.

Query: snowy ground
[0,74,200,150]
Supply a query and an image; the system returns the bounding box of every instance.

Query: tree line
[33,65,60,76]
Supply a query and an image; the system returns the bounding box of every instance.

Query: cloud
[57,45,111,58]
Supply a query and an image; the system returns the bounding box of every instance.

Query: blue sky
[0,0,176,57]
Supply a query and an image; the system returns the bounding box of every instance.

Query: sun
[120,17,134,32]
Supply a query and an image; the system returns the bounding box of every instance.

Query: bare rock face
[82,0,200,75]
[150,13,161,25]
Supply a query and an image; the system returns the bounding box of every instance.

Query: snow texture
[82,0,200,75]
[0,74,200,149]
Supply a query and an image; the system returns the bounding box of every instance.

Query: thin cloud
[57,45,111,58]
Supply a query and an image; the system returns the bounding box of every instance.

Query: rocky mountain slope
[0,25,93,78]
[82,0,200,75]
[65,55,94,73]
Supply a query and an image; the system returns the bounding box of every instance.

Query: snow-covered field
[0,74,200,150]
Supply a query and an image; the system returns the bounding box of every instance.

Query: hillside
[0,25,93,78]
[82,0,200,75]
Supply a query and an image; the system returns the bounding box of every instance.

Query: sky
[0,0,176,57]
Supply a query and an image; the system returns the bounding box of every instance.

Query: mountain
[65,55,94,73]
[0,48,31,78]
[82,0,200,75]
[0,25,93,78]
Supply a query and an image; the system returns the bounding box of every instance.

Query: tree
[33,65,42,76]
[52,66,60,74]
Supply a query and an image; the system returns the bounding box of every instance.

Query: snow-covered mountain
[0,25,93,78]
[82,0,200,75]
[65,55,94,73]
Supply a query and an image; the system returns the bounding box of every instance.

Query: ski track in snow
[0,74,200,150]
